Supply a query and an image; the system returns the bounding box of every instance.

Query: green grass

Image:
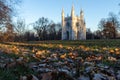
[0,64,35,80]
[0,39,120,80]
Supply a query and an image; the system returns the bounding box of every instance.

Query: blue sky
[18,0,120,31]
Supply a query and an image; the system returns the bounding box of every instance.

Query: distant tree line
[86,12,120,39]
[0,15,120,42]
[0,17,62,42]
[33,17,61,41]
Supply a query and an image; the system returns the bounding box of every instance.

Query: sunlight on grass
[0,40,120,80]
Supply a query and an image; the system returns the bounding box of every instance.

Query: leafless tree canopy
[0,0,21,41]
[33,17,61,40]
[0,0,21,25]
[98,13,120,39]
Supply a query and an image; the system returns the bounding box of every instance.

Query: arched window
[77,31,80,40]
[66,31,69,40]
[76,22,79,27]
[66,22,70,27]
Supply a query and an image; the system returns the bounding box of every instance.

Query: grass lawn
[0,39,120,80]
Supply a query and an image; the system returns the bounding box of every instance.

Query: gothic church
[61,5,86,40]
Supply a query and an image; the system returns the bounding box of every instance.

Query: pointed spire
[80,8,84,16]
[80,8,84,20]
[72,4,74,11]
[62,8,65,27]
[71,4,75,17]
[62,8,64,16]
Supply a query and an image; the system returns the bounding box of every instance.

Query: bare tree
[0,0,21,26]
[33,17,49,40]
[0,0,21,41]
[48,22,56,40]
[55,23,62,40]
[3,23,16,41]
[86,28,94,39]
[23,31,37,41]
[14,18,26,35]
[13,18,26,41]
[98,13,120,39]
[108,13,120,38]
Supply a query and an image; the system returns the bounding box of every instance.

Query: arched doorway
[77,31,80,40]
[66,31,69,40]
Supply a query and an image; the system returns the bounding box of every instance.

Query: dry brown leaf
[6,62,16,68]
[41,72,52,80]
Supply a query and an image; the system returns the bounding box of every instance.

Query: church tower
[61,8,65,40]
[61,5,86,40]
[80,9,86,40]
[71,5,76,40]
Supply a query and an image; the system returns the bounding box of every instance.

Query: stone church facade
[61,5,86,40]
